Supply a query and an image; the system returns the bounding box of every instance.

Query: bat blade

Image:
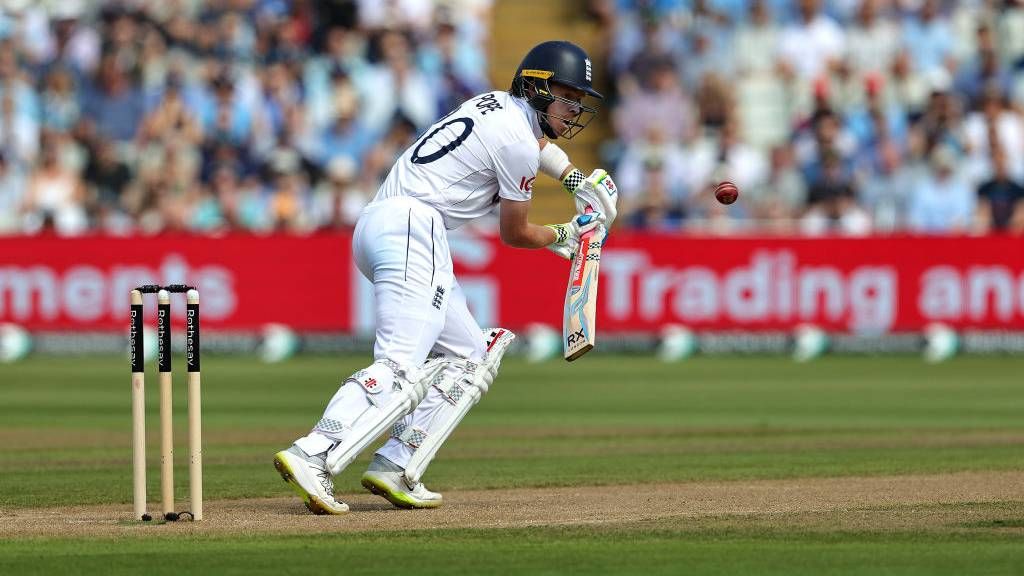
[563,218,604,362]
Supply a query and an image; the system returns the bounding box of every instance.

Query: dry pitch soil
[2,470,1023,539]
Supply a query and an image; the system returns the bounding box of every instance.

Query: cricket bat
[563,207,605,361]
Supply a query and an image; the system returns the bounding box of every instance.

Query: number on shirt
[410,118,475,165]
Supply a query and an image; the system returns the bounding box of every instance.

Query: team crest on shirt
[585,59,592,82]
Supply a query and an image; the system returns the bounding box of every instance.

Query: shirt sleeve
[492,139,539,202]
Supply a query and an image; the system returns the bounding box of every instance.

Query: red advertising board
[2,233,1023,333]
[0,234,351,330]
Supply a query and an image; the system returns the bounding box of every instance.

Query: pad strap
[433,361,477,405]
[391,422,428,449]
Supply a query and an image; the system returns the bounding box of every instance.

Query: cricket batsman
[273,40,620,514]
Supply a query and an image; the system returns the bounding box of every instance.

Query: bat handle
[580,206,596,239]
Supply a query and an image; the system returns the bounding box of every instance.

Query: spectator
[0,42,40,164]
[419,19,488,114]
[613,57,695,144]
[310,155,371,229]
[80,51,145,143]
[750,144,807,231]
[975,150,1024,234]
[21,136,88,235]
[40,67,80,133]
[83,138,132,230]
[794,107,857,183]
[622,155,687,230]
[266,149,311,232]
[954,24,1014,107]
[962,87,1024,183]
[361,113,418,188]
[318,71,376,166]
[733,0,780,78]
[138,76,203,148]
[908,146,976,233]
[0,152,25,234]
[801,149,870,235]
[616,127,690,224]
[858,140,917,233]
[844,0,899,78]
[901,0,954,77]
[775,0,845,82]
[360,31,437,132]
[714,117,768,194]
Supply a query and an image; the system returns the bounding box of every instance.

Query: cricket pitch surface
[4,470,1023,538]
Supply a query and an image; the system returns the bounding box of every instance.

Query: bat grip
[580,206,596,239]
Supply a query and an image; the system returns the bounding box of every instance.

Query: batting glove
[545,212,604,260]
[562,169,619,230]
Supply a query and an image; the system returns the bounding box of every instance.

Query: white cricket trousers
[353,196,487,467]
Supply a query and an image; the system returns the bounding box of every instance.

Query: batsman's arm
[538,139,577,184]
[499,198,558,248]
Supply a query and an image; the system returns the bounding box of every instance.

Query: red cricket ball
[715,181,739,205]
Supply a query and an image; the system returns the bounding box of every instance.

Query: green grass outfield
[1,355,1023,574]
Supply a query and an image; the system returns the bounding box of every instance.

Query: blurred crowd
[0,0,491,235]
[2,0,1023,237]
[590,0,1024,234]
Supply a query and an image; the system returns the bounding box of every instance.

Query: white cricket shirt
[374,91,543,229]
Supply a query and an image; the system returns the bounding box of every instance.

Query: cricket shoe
[273,445,349,515]
[361,454,443,509]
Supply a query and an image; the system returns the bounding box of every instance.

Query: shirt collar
[510,93,543,138]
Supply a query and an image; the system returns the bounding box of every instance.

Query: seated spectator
[962,87,1024,183]
[318,81,376,167]
[887,49,932,117]
[310,155,372,230]
[692,72,734,131]
[775,0,845,82]
[360,31,437,133]
[210,164,269,232]
[954,24,1014,108]
[857,140,918,233]
[40,67,80,133]
[800,150,871,235]
[622,158,687,231]
[419,20,487,115]
[21,136,88,235]
[844,0,899,79]
[265,150,311,232]
[715,117,768,194]
[901,0,954,77]
[616,127,690,226]
[733,0,780,78]
[611,8,686,85]
[843,73,909,155]
[908,77,966,159]
[750,143,807,231]
[614,56,695,144]
[795,108,857,183]
[199,72,257,148]
[0,152,26,234]
[681,31,735,93]
[80,51,144,143]
[975,150,1024,234]
[362,113,419,188]
[137,76,203,148]
[83,138,132,230]
[908,146,976,233]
